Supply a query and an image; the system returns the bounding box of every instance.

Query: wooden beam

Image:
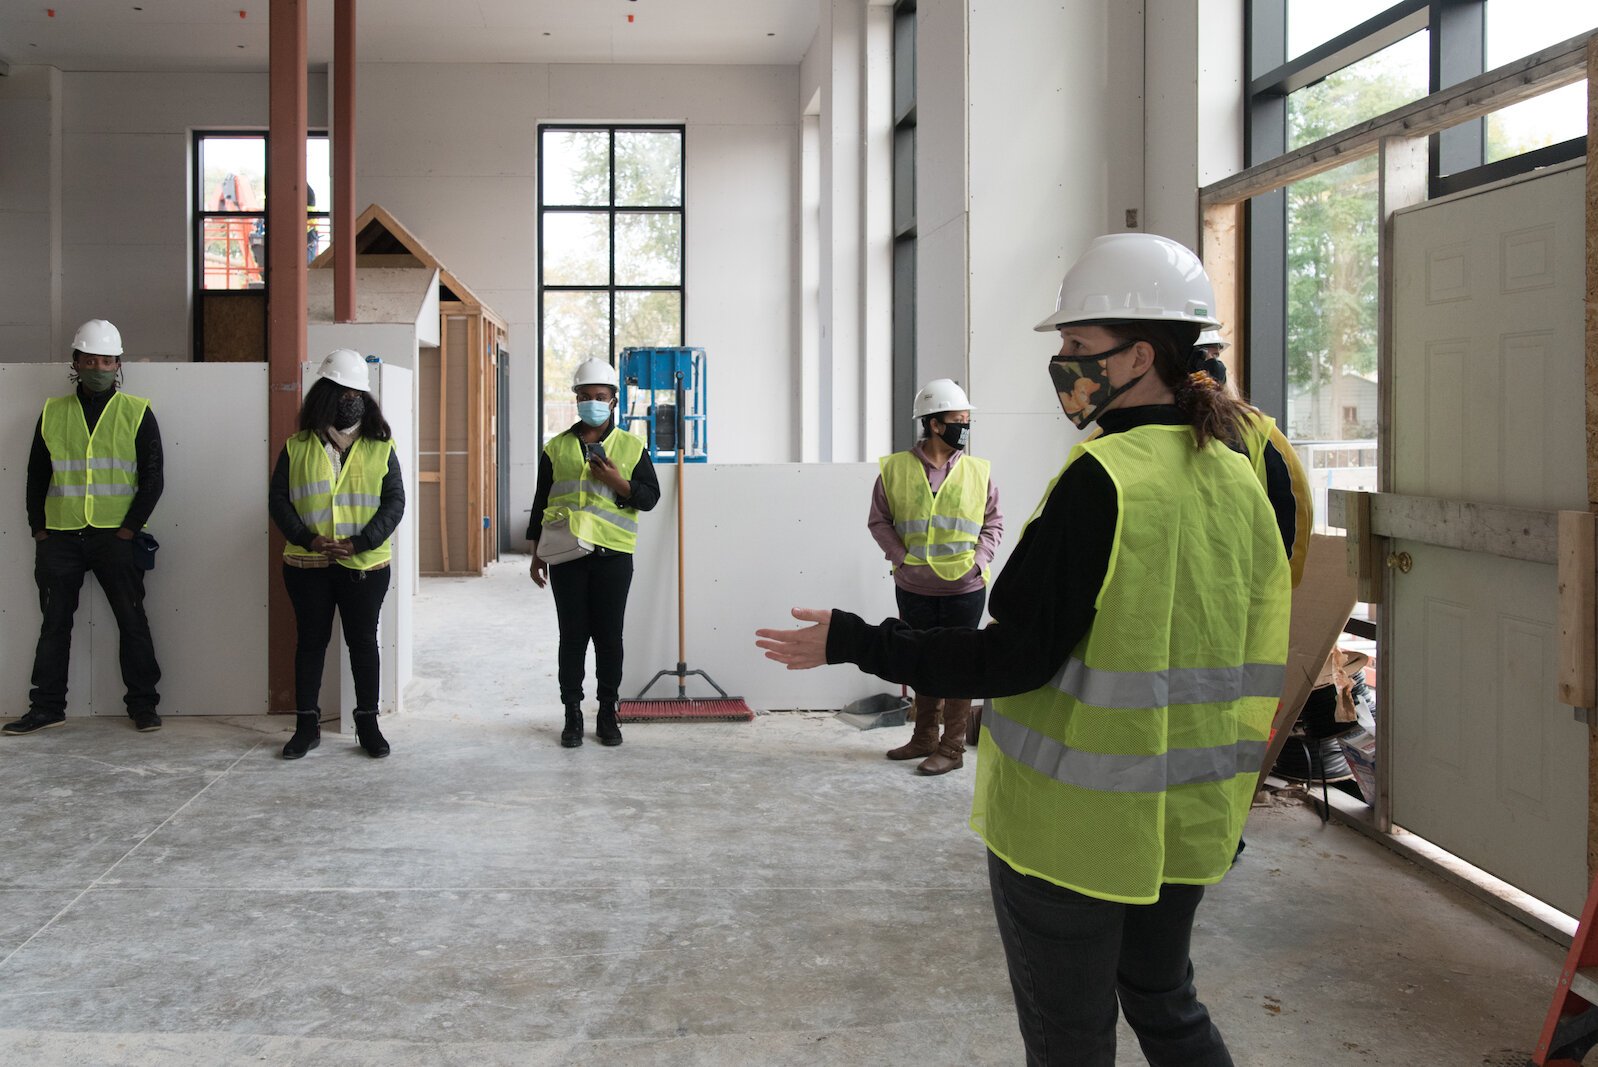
[1329,489,1560,565]
[1558,510,1596,710]
[1340,490,1386,605]
[1200,201,1244,385]
[333,0,356,322]
[1201,28,1597,207]
[267,0,308,714]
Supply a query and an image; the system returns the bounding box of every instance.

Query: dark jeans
[282,563,390,713]
[987,851,1232,1067]
[548,551,634,706]
[896,587,986,701]
[30,529,161,716]
[895,586,987,630]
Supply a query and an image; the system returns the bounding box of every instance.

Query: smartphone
[583,441,608,463]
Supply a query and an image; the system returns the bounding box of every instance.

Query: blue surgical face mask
[577,399,612,427]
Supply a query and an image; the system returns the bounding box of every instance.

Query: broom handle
[675,374,687,687]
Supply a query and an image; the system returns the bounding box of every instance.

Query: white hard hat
[72,319,123,357]
[911,379,974,420]
[1196,329,1229,350]
[572,358,619,390]
[315,348,371,391]
[1033,233,1221,332]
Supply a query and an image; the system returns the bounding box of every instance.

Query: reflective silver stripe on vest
[896,517,981,539]
[551,479,616,502]
[905,540,977,562]
[1051,657,1286,710]
[570,504,638,533]
[299,507,334,526]
[335,522,365,536]
[986,706,1270,793]
[291,480,331,502]
[929,514,982,536]
[47,484,134,498]
[50,459,89,472]
[86,457,137,472]
[334,493,382,509]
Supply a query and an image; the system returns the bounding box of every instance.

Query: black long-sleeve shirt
[268,440,406,554]
[27,386,164,534]
[525,423,661,542]
[826,405,1293,699]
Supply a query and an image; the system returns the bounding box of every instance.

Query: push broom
[618,371,753,723]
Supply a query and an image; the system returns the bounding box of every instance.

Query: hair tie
[1183,370,1221,394]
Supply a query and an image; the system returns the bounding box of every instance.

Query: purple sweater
[869,443,1004,596]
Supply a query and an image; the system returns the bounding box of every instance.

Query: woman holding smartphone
[528,358,660,749]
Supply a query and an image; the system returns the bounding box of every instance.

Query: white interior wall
[1145,0,1245,247]
[353,61,799,550]
[622,462,899,710]
[0,66,62,361]
[52,71,328,362]
[0,363,271,716]
[962,0,1147,574]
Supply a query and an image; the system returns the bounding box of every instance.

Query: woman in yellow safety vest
[1193,329,1312,588]
[268,349,406,761]
[869,377,1003,775]
[528,358,660,749]
[759,233,1291,1066]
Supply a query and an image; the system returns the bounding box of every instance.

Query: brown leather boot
[887,695,942,760]
[918,698,971,776]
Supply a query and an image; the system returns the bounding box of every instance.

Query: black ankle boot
[561,704,584,748]
[596,703,623,747]
[283,713,320,760]
[354,711,390,758]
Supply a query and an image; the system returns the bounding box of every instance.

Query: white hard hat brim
[1033,307,1222,333]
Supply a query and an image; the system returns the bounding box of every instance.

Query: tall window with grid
[537,126,685,439]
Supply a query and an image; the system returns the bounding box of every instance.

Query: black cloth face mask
[934,421,970,450]
[336,395,367,427]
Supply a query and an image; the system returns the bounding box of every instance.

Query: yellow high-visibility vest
[972,424,1291,904]
[879,450,991,583]
[1238,409,1312,588]
[41,391,149,530]
[542,427,646,555]
[281,431,396,571]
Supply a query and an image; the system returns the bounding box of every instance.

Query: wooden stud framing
[438,313,452,574]
[1584,37,1598,881]
[1200,201,1244,383]
[466,313,482,574]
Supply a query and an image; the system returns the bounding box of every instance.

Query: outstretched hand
[754,608,833,670]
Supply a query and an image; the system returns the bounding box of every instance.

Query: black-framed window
[537,125,685,442]
[193,131,330,292]
[1244,0,1589,458]
[891,0,917,452]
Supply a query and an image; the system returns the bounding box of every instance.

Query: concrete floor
[0,556,1571,1065]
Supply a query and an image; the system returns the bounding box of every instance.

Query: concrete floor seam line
[82,738,268,885]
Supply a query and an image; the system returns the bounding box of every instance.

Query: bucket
[835,693,912,731]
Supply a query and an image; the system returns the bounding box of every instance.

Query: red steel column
[333,0,356,322]
[268,0,308,713]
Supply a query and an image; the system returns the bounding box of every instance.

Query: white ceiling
[0,0,821,71]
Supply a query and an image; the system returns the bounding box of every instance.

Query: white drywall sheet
[0,362,270,716]
[619,462,901,710]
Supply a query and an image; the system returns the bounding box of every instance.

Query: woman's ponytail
[1105,321,1252,450]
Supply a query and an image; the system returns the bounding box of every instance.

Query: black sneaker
[129,709,162,733]
[3,710,67,735]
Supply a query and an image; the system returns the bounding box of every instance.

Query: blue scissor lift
[617,347,708,462]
